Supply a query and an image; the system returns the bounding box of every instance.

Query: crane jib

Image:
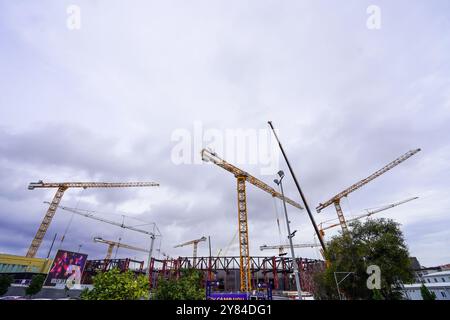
[316,149,421,213]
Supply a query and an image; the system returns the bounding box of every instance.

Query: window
[434,278,438,282]
[427,279,430,283]
[442,278,445,282]
[441,292,446,298]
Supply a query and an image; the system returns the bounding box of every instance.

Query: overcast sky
[0,1,449,268]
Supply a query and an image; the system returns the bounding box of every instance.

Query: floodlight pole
[275,172,302,300]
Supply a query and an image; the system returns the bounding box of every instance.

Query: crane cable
[58,189,84,251]
[274,184,289,247]
[272,195,285,250]
[223,229,238,256]
[114,216,126,258]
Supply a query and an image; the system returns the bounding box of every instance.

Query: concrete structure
[402,270,450,300]
[0,253,52,274]
[409,257,449,283]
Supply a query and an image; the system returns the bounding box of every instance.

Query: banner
[44,250,88,289]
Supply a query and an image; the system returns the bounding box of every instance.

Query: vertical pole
[147,235,155,276]
[114,238,121,259]
[279,179,302,300]
[46,233,57,259]
[193,242,198,267]
[334,272,342,300]
[272,256,278,289]
[208,236,212,281]
[268,121,327,253]
[147,234,155,300]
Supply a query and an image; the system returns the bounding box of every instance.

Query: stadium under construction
[0,125,422,299]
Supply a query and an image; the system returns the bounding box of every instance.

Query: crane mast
[26,180,159,258]
[316,149,420,234]
[93,237,150,260]
[54,204,160,275]
[201,149,304,292]
[174,236,207,266]
[319,196,418,235]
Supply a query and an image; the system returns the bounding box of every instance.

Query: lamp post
[274,170,302,300]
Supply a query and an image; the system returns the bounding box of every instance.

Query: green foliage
[0,274,14,296]
[25,274,46,297]
[153,268,205,300]
[314,218,413,300]
[81,268,149,300]
[372,289,384,300]
[420,284,436,300]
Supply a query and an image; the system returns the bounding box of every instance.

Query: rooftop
[425,270,450,277]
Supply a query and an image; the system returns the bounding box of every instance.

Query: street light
[274,170,303,300]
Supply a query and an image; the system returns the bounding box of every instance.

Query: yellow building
[0,253,52,273]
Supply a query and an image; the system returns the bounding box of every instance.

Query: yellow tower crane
[93,237,150,260]
[316,149,420,236]
[174,236,207,267]
[26,180,159,258]
[318,196,419,239]
[201,149,304,292]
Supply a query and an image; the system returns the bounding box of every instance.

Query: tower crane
[47,203,161,275]
[201,149,304,292]
[26,180,159,258]
[174,236,207,266]
[156,249,170,259]
[316,149,420,235]
[217,229,238,257]
[318,196,419,238]
[93,237,150,260]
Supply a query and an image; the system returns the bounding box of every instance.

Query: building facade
[402,270,450,300]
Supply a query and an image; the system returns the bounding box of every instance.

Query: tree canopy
[420,284,436,300]
[153,268,205,300]
[81,268,149,300]
[314,218,413,300]
[0,274,13,296]
[25,274,46,297]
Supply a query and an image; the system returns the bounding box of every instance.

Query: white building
[402,270,450,300]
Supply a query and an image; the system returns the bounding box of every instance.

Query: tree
[420,284,436,300]
[81,268,149,300]
[0,274,14,296]
[153,268,205,300]
[26,274,46,297]
[372,289,384,300]
[314,218,413,300]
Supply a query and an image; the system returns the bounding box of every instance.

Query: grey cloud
[0,1,449,266]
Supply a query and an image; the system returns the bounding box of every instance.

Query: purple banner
[208,293,248,300]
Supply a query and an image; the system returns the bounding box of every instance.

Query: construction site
[0,122,425,300]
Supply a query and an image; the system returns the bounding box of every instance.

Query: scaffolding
[148,256,324,294]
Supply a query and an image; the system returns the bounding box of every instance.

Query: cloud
[0,1,449,267]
